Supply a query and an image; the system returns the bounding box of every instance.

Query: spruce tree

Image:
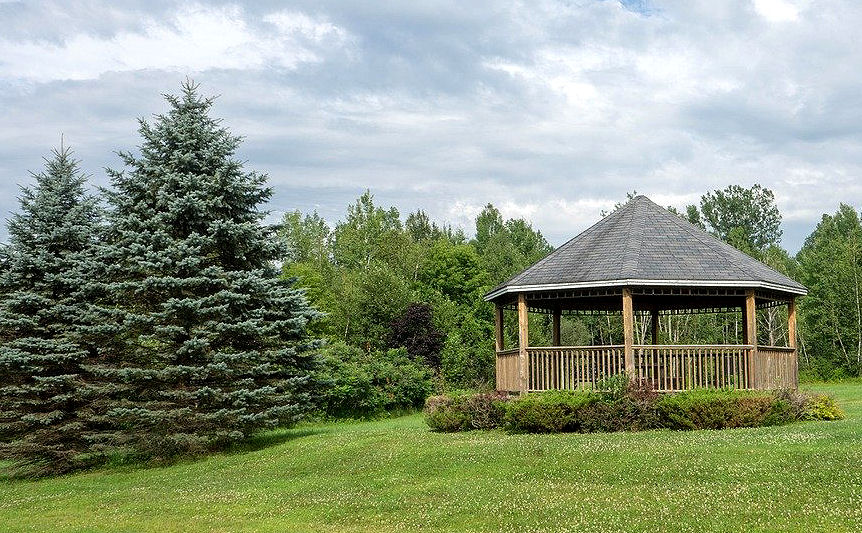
[90,81,319,458]
[0,146,101,475]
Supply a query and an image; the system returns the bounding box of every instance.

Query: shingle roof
[485,195,807,300]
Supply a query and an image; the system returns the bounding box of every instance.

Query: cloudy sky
[1,0,860,251]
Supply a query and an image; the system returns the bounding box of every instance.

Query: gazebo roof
[485,195,807,301]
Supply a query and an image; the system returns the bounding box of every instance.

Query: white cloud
[1,0,862,252]
[753,0,800,22]
[0,4,351,82]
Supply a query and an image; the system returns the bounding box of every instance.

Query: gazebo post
[517,293,529,392]
[787,297,797,349]
[622,288,635,376]
[552,307,561,346]
[788,297,798,387]
[743,290,758,388]
[494,304,504,352]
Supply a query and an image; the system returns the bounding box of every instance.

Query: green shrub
[773,389,845,421]
[503,391,600,433]
[423,385,842,433]
[801,394,844,421]
[655,390,794,430]
[424,392,509,431]
[317,343,434,419]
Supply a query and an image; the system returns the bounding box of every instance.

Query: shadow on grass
[0,425,326,482]
[225,426,326,455]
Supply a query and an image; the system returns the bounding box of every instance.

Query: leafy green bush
[503,391,599,432]
[801,393,844,421]
[424,383,843,433]
[772,389,845,421]
[317,343,434,419]
[655,390,793,430]
[425,391,509,431]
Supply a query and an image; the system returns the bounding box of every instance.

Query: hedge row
[424,383,843,433]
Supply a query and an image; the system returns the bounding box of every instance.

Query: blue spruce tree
[89,81,320,458]
[0,146,102,475]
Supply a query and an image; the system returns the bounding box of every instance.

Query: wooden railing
[754,346,797,390]
[496,344,798,392]
[495,348,521,392]
[633,345,753,391]
[526,346,625,391]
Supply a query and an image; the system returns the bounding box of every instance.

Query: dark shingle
[486,196,806,299]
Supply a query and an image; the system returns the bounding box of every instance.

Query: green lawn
[2,383,861,532]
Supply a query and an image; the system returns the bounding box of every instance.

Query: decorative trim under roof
[485,278,806,301]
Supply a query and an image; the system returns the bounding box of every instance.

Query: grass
[1,383,861,532]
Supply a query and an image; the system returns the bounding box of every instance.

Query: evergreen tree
[89,81,320,458]
[0,146,101,475]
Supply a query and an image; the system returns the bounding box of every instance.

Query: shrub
[424,384,843,433]
[801,394,844,421]
[772,389,845,421]
[503,391,599,432]
[654,390,794,430]
[317,343,434,419]
[425,391,509,431]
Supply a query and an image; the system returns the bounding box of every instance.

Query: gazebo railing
[633,345,752,391]
[754,346,797,390]
[496,344,798,392]
[495,348,521,392]
[527,346,625,391]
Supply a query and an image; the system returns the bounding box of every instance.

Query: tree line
[1,81,860,476]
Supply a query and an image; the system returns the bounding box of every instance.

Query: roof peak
[486,194,807,300]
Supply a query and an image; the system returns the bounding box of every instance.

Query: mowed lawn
[1,383,861,532]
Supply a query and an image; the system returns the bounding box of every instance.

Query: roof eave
[483,278,808,301]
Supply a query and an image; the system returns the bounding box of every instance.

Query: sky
[1,0,861,252]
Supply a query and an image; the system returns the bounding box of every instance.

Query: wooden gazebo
[485,196,806,393]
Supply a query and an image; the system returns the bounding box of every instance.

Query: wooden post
[623,288,635,376]
[788,297,798,389]
[552,308,561,346]
[494,304,504,352]
[744,290,757,388]
[650,309,659,345]
[518,294,529,393]
[787,298,797,349]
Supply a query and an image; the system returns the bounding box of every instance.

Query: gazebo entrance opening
[492,285,798,393]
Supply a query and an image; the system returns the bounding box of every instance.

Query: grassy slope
[1,383,861,533]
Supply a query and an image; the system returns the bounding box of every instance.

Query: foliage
[332,191,409,271]
[473,204,553,283]
[280,192,551,412]
[438,304,495,388]
[423,391,509,431]
[654,390,793,430]
[698,184,782,250]
[801,393,844,420]
[418,240,487,304]
[386,303,444,368]
[502,390,601,432]
[86,81,320,460]
[0,146,102,476]
[797,204,862,377]
[315,343,433,419]
[425,384,842,433]
[279,210,330,265]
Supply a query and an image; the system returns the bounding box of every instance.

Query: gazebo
[485,196,806,393]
